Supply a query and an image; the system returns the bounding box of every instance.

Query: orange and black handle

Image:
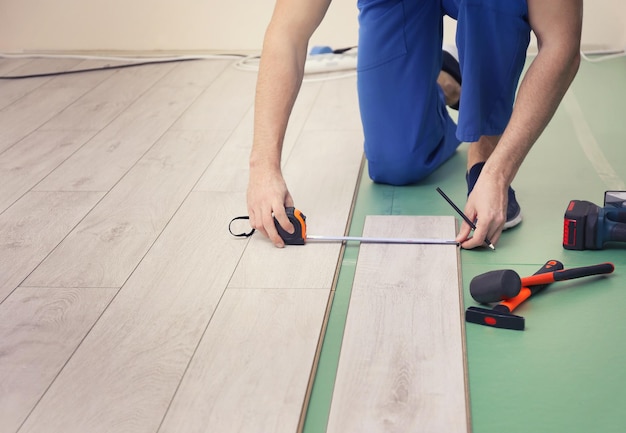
[466,260,564,331]
[274,207,307,245]
[519,262,615,287]
[493,260,564,314]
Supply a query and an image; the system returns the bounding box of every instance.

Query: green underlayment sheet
[303,56,626,433]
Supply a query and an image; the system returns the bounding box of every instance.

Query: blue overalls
[357,0,531,185]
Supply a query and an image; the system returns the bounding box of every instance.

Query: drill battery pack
[564,194,626,250]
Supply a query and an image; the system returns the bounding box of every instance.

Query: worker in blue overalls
[247,0,583,249]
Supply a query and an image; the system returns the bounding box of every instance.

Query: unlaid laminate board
[0,191,103,303]
[39,62,177,131]
[24,129,230,288]
[326,215,471,433]
[0,130,97,212]
[170,65,257,131]
[159,288,329,433]
[0,287,117,433]
[18,192,249,433]
[33,84,204,192]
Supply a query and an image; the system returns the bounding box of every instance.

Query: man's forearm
[481,45,581,187]
[249,0,331,174]
[250,37,307,173]
[482,0,582,186]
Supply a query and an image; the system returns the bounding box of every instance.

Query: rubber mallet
[466,260,564,330]
[470,262,615,304]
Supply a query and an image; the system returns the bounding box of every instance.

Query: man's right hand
[247,167,295,248]
[246,0,331,247]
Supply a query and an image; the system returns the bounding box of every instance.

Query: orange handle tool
[520,262,615,287]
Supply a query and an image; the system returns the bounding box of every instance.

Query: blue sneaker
[466,162,522,230]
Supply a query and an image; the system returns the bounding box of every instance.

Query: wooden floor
[0,57,364,433]
[326,215,469,433]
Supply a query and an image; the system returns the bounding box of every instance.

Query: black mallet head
[469,269,523,304]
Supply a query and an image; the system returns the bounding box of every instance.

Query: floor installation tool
[466,260,563,330]
[466,260,615,330]
[273,207,459,246]
[563,198,626,250]
[469,261,615,303]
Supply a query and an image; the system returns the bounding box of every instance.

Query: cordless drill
[563,199,626,250]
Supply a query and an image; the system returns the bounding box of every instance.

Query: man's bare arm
[458,0,583,249]
[247,0,332,247]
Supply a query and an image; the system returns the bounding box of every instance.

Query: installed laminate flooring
[0,57,363,433]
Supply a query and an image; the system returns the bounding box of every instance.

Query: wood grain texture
[18,192,249,433]
[0,130,97,212]
[0,287,117,432]
[193,80,323,193]
[0,85,90,152]
[228,76,363,290]
[327,215,470,433]
[302,75,361,132]
[34,85,204,192]
[0,58,365,433]
[24,130,230,288]
[0,191,103,303]
[40,62,176,131]
[0,58,83,111]
[154,58,231,88]
[0,58,34,75]
[170,65,256,131]
[43,59,131,90]
[159,288,329,433]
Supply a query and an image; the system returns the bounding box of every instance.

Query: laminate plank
[0,85,90,152]
[18,192,249,433]
[0,191,104,303]
[159,288,329,433]
[24,130,230,288]
[40,62,177,131]
[0,287,117,433]
[227,129,363,289]
[155,58,231,88]
[40,59,127,90]
[193,80,322,192]
[326,215,470,433]
[192,105,254,192]
[0,57,34,75]
[169,65,256,131]
[34,85,204,192]
[227,74,362,289]
[0,58,83,111]
[302,76,361,132]
[0,130,97,212]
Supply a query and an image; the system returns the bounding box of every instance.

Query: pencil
[436,187,496,251]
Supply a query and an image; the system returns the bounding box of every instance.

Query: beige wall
[0,0,624,54]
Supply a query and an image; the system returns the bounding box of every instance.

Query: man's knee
[367,155,436,186]
[365,129,461,186]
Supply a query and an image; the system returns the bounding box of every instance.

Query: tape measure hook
[229,216,255,238]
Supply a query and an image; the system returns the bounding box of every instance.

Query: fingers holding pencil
[436,187,498,251]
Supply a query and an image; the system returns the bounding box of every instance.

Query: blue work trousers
[357,0,531,185]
